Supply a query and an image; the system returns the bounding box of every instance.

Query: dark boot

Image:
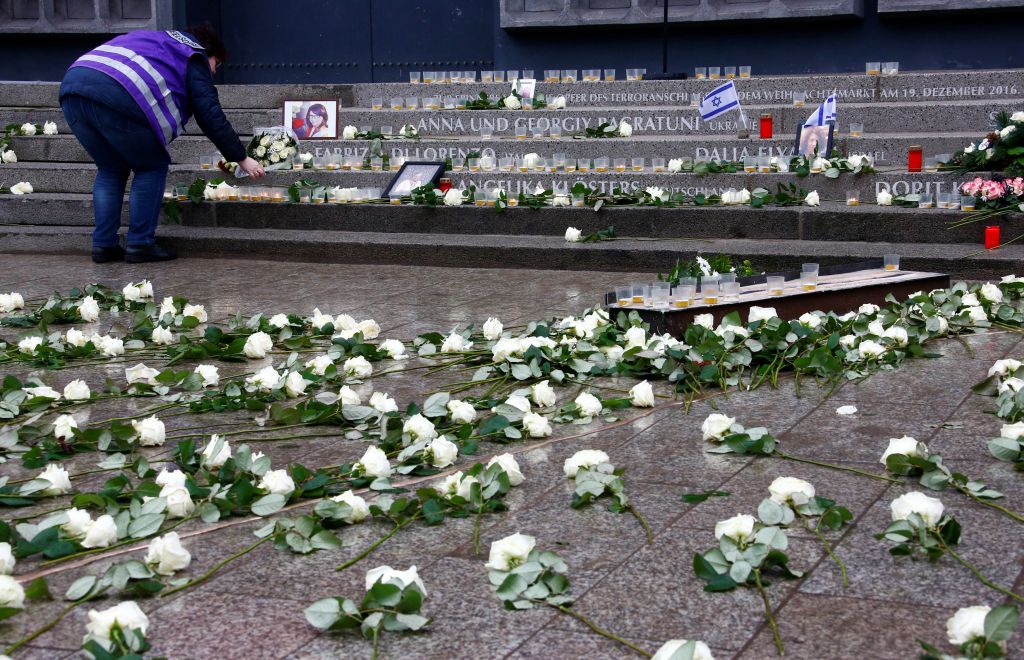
[125,243,178,263]
[92,245,125,263]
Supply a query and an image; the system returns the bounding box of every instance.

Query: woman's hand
[238,156,266,178]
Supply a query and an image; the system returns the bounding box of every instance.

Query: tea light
[631,284,645,304]
[200,155,212,170]
[614,158,626,172]
[616,287,630,307]
[961,195,976,211]
[918,193,934,209]
[883,254,900,271]
[545,70,560,83]
[766,276,785,296]
[849,122,863,137]
[739,65,751,78]
[793,91,806,107]
[652,158,665,172]
[743,158,757,173]
[866,61,880,76]
[578,158,591,172]
[846,190,860,206]
[694,67,707,79]
[409,72,420,84]
[604,68,616,81]
[562,69,577,82]
[708,66,721,80]
[882,61,899,76]
[632,157,644,172]
[572,194,585,207]
[724,66,737,79]
[702,280,720,305]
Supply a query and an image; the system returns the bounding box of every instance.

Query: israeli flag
[699,80,741,120]
[804,92,838,126]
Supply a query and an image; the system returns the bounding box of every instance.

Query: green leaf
[65,575,98,601]
[304,597,341,630]
[128,513,165,539]
[984,604,1019,642]
[24,577,53,601]
[251,493,287,516]
[988,437,1021,462]
[394,613,429,631]
[0,607,21,621]
[681,490,729,504]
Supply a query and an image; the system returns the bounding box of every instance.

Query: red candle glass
[759,113,773,139]
[438,177,452,193]
[985,225,1001,249]
[907,146,923,173]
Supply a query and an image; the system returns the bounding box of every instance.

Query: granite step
[2,133,977,167]
[0,192,1004,246]
[0,223,1017,280]
[4,69,1022,109]
[0,162,967,199]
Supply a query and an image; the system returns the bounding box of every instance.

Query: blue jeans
[60,94,170,248]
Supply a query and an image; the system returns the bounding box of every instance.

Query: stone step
[0,192,1003,246]
[5,69,1023,109]
[3,133,976,167]
[0,223,1017,280]
[2,162,965,199]
[1,98,1015,138]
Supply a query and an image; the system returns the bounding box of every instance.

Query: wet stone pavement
[0,254,1023,659]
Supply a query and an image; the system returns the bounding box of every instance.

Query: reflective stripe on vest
[93,44,185,133]
[76,53,176,143]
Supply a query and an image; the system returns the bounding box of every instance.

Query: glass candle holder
[409,72,421,84]
[448,71,460,83]
[793,91,806,107]
[405,97,419,110]
[799,271,818,291]
[200,155,213,170]
[759,156,771,173]
[673,283,695,308]
[534,157,546,172]
[882,61,899,75]
[390,97,404,110]
[702,280,720,305]
[549,124,563,139]
[743,157,757,173]
[572,193,586,207]
[652,157,666,172]
[849,122,864,137]
[493,71,505,83]
[545,70,560,83]
[722,281,740,302]
[515,125,528,140]
[565,159,577,173]
[652,282,671,308]
[694,67,707,79]
[961,195,977,211]
[292,155,305,170]
[507,70,519,81]
[499,156,513,172]
[532,127,546,139]
[481,70,493,83]
[616,287,631,307]
[924,156,939,172]
[883,254,900,271]
[481,156,496,172]
[578,158,591,172]
[846,190,860,206]
[708,66,721,79]
[380,125,393,136]
[907,146,923,172]
[481,126,494,140]
[468,157,481,172]
[724,66,737,79]
[521,69,534,79]
[422,71,434,83]
[918,193,934,209]
[583,69,599,81]
[766,276,785,296]
[631,284,645,304]
[451,157,465,172]
[553,152,566,170]
[391,156,404,171]
[562,69,577,82]
[866,61,880,75]
[739,65,751,78]
[389,193,402,206]
[632,157,644,172]
[690,95,700,107]
[595,157,609,172]
[614,158,627,172]
[371,97,383,110]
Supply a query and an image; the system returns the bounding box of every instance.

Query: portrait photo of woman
[283,100,338,139]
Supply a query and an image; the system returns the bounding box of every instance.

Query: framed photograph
[514,78,536,103]
[794,123,834,158]
[283,100,338,140]
[382,161,447,197]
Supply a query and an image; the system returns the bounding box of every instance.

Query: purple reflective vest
[69,30,205,147]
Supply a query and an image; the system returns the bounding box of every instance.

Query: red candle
[438,177,452,193]
[907,146,923,173]
[759,113,773,139]
[985,225,1001,249]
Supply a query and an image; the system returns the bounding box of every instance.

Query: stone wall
[0,0,171,33]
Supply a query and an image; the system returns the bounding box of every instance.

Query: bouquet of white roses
[228,126,300,177]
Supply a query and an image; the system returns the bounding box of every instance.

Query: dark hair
[306,103,329,126]
[187,24,228,63]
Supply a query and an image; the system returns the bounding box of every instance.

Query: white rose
[0,542,14,575]
[798,312,822,329]
[574,391,603,417]
[370,391,398,413]
[24,385,60,400]
[85,601,149,648]
[62,507,92,538]
[183,304,207,322]
[503,395,532,413]
[1012,111,1024,122]
[563,449,610,477]
[646,186,667,201]
[247,365,282,391]
[965,306,988,322]
[39,463,72,495]
[339,385,362,406]
[482,317,503,341]
[702,413,737,442]
[980,283,1003,303]
[602,345,624,364]
[522,411,552,437]
[156,468,187,489]
[485,532,535,571]
[334,314,357,331]
[43,120,58,135]
[131,415,166,446]
[884,437,928,468]
[441,332,472,353]
[447,400,477,424]
[19,123,36,136]
[78,296,100,322]
[882,326,908,347]
[96,335,124,357]
[504,95,522,109]
[18,336,43,353]
[81,514,118,548]
[946,605,991,646]
[377,339,405,360]
[890,491,944,527]
[768,477,816,506]
[311,308,334,331]
[330,490,370,523]
[491,337,523,362]
[357,445,392,478]
[161,485,195,518]
[255,145,267,157]
[988,359,1022,377]
[531,380,557,407]
[150,326,175,345]
[1001,125,1016,138]
[64,327,87,347]
[487,453,524,486]
[625,326,646,348]
[693,314,714,329]
[0,292,23,311]
[554,95,567,109]
[365,565,426,595]
[652,640,715,660]
[668,158,683,173]
[299,152,313,163]
[435,472,476,500]
[145,532,191,575]
[748,306,777,324]
[931,315,949,334]
[342,125,358,139]
[194,364,219,387]
[404,414,438,442]
[357,319,381,339]
[259,469,296,496]
[201,435,231,468]
[1,149,16,163]
[53,414,78,440]
[629,380,655,407]
[344,355,373,378]
[1000,422,1024,440]
[522,153,541,168]
[617,120,633,137]
[268,313,290,328]
[125,363,161,386]
[857,339,885,358]
[805,191,820,206]
[0,575,25,610]
[283,371,310,398]
[427,436,459,467]
[551,194,570,207]
[858,303,880,315]
[876,190,893,206]
[304,355,334,377]
[243,331,273,358]
[714,513,756,543]
[564,226,582,243]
